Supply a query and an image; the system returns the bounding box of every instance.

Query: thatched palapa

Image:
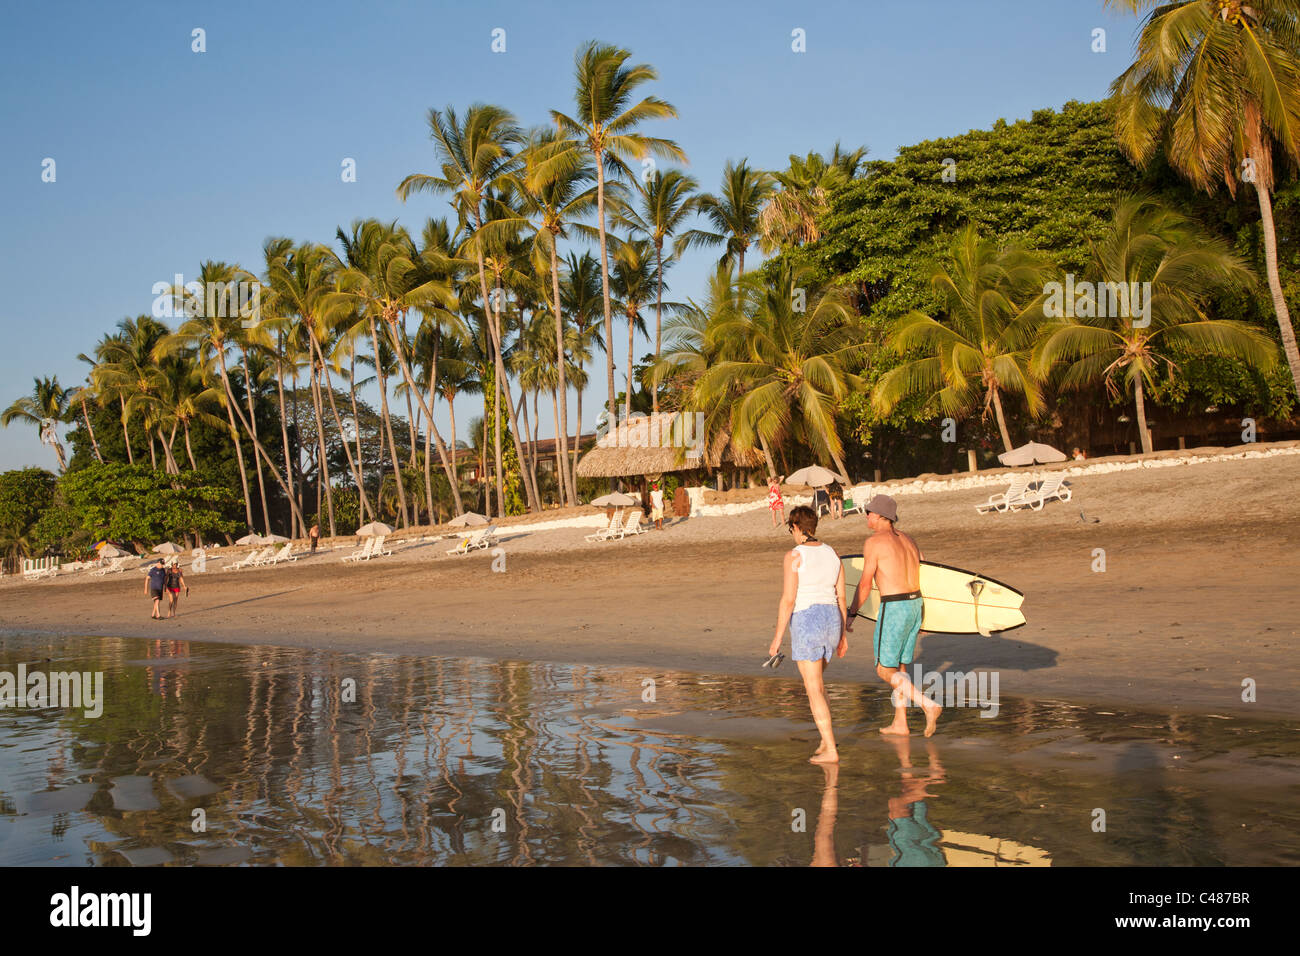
[575,411,762,478]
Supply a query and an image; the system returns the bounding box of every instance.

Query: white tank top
[792,543,840,611]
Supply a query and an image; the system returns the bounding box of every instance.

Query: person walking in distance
[309,522,320,553]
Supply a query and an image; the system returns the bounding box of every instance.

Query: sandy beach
[4,445,1299,721]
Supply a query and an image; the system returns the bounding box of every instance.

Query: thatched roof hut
[575,411,762,478]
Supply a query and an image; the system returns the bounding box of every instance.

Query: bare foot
[922,701,942,738]
[810,749,839,764]
[879,723,910,736]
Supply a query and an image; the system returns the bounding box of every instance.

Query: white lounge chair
[976,475,1032,514]
[268,543,297,565]
[585,513,624,543]
[446,529,490,556]
[1013,474,1071,511]
[842,486,873,516]
[621,511,647,536]
[224,548,266,572]
[343,538,376,563]
[369,535,392,559]
[92,556,132,576]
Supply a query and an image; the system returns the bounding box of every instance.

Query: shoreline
[3,447,1298,722]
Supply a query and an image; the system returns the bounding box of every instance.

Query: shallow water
[1,634,1297,866]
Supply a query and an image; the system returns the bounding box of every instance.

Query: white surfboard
[841,556,1025,636]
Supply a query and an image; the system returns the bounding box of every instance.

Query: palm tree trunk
[147,430,157,469]
[990,387,1014,453]
[80,394,103,463]
[216,350,308,534]
[551,387,566,503]
[1134,373,1153,455]
[308,362,337,536]
[348,351,367,509]
[474,247,538,513]
[241,351,272,534]
[572,359,584,479]
[369,319,410,529]
[119,396,134,465]
[548,242,574,506]
[379,318,465,515]
[653,244,664,416]
[318,346,373,521]
[595,156,619,438]
[447,391,458,504]
[163,421,180,475]
[757,432,777,477]
[626,305,635,422]
[273,352,299,538]
[1254,181,1300,397]
[183,421,197,470]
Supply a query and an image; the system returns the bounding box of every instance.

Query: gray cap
[864,494,898,522]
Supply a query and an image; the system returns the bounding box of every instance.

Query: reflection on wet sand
[0,634,1297,866]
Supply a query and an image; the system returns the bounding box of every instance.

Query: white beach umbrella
[998,442,1067,467]
[152,542,183,554]
[355,521,394,537]
[235,533,263,545]
[786,465,849,487]
[260,533,290,543]
[98,544,128,559]
[590,492,638,507]
[448,512,488,528]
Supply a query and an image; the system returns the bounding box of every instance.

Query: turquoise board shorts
[873,592,923,668]
[888,800,945,867]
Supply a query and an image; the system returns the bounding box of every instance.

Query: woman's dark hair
[787,505,818,537]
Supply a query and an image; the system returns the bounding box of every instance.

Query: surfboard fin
[968,580,992,636]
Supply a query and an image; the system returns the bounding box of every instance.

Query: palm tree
[872,224,1053,453]
[433,333,481,506]
[1108,0,1300,398]
[682,159,775,278]
[758,143,867,252]
[1035,196,1276,453]
[161,262,307,536]
[687,263,864,478]
[489,127,600,504]
[335,218,466,521]
[608,237,660,420]
[550,40,685,437]
[2,376,71,471]
[614,169,700,414]
[68,359,105,464]
[397,104,538,514]
[97,315,170,471]
[561,251,606,473]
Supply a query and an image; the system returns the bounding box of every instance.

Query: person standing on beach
[649,482,665,530]
[767,474,785,528]
[145,558,167,620]
[847,495,942,737]
[309,523,320,553]
[768,505,848,764]
[164,559,189,619]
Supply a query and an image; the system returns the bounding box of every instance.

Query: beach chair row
[975,474,1072,513]
[343,535,394,563]
[446,526,498,556]
[223,542,301,571]
[585,510,648,542]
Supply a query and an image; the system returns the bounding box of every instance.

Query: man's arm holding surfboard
[846,548,877,633]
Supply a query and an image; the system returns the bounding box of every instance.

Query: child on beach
[768,505,848,764]
[767,474,785,528]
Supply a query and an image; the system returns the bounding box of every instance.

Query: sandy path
[3,452,1298,720]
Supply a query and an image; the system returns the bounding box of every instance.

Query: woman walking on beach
[164,559,189,619]
[768,505,848,764]
[767,474,785,528]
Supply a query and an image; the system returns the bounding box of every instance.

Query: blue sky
[0,0,1138,471]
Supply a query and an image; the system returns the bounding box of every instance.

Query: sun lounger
[446,529,490,556]
[268,543,297,565]
[1012,474,1071,511]
[342,538,376,563]
[585,513,624,542]
[622,511,647,535]
[92,556,132,576]
[223,548,267,571]
[975,475,1032,514]
[369,535,392,558]
[842,485,873,516]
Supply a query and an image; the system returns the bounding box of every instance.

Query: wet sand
[3,450,1299,720]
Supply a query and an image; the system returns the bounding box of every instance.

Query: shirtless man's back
[847,495,941,737]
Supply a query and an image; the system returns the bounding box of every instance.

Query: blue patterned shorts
[791,604,841,662]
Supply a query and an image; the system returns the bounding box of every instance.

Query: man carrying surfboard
[847,495,942,737]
